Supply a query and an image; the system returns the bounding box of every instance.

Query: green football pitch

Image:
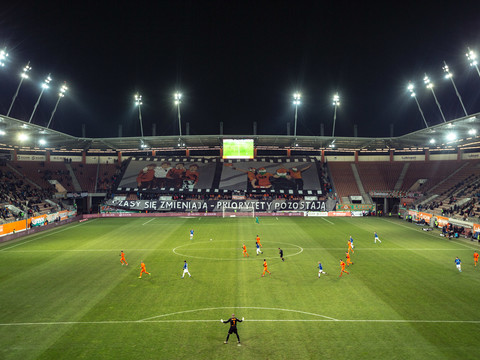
[1,216,480,360]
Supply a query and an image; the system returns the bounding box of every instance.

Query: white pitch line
[142,218,155,226]
[321,217,334,225]
[139,306,337,322]
[0,220,95,252]
[2,318,480,327]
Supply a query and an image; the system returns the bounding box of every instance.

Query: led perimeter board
[222,139,254,159]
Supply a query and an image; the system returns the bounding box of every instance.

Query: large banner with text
[103,199,336,212]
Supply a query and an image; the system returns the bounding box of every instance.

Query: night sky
[1,1,480,139]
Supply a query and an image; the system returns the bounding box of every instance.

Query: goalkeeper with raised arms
[221,313,244,345]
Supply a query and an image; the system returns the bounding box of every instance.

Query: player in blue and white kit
[374,231,381,243]
[318,262,326,277]
[182,260,192,278]
[190,229,194,240]
[455,257,462,272]
[349,236,355,249]
[256,242,263,255]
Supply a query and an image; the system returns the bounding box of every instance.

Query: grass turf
[0,216,480,359]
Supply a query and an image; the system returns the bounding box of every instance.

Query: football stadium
[2,4,480,360]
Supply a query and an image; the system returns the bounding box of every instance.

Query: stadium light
[332,93,340,137]
[38,138,47,146]
[292,92,301,137]
[424,74,446,123]
[468,129,477,136]
[7,62,32,117]
[134,93,144,138]
[446,132,457,142]
[29,74,52,124]
[174,92,182,136]
[46,82,68,128]
[407,82,428,128]
[17,132,29,142]
[466,47,480,78]
[429,138,435,144]
[442,61,468,116]
[0,48,8,67]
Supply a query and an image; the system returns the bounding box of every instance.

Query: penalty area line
[2,319,480,327]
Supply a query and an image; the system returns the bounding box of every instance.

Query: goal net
[222,204,256,218]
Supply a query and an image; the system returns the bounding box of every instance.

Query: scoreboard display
[222,139,254,159]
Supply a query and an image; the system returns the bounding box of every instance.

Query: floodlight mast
[292,93,301,136]
[135,93,144,138]
[46,82,68,128]
[443,61,468,116]
[424,73,446,123]
[7,62,31,117]
[408,82,428,128]
[466,47,480,78]
[174,92,182,136]
[29,73,52,124]
[332,93,340,137]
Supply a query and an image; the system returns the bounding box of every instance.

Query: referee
[221,313,243,345]
[278,247,285,261]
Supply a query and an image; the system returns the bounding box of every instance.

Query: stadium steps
[427,161,470,195]
[350,163,372,204]
[6,162,42,190]
[394,162,410,191]
[65,163,82,192]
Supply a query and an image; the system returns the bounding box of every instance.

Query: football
[210,239,212,241]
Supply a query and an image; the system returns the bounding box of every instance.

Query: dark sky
[1,0,480,139]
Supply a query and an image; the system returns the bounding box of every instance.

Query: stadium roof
[1,113,480,153]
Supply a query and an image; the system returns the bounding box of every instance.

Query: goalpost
[222,204,256,218]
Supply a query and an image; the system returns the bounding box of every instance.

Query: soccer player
[474,251,479,267]
[181,260,191,278]
[262,259,271,276]
[242,244,249,257]
[345,251,354,266]
[339,259,350,277]
[221,313,244,345]
[138,261,151,278]
[256,235,262,248]
[120,250,128,266]
[455,257,462,272]
[347,236,354,253]
[190,229,194,240]
[318,262,326,277]
[374,231,382,243]
[255,216,260,224]
[278,248,285,261]
[256,242,263,255]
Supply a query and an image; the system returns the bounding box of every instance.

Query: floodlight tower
[466,47,480,78]
[7,62,32,117]
[443,61,468,116]
[424,74,446,123]
[292,92,301,136]
[46,82,68,128]
[174,92,182,136]
[408,82,428,128]
[29,74,52,123]
[332,93,340,137]
[0,48,8,67]
[134,93,144,138]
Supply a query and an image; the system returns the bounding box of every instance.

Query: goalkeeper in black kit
[221,314,244,345]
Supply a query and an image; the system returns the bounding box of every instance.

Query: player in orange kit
[339,259,350,277]
[256,235,262,248]
[474,251,479,267]
[242,244,249,257]
[138,261,151,278]
[345,251,354,266]
[120,250,128,266]
[262,259,271,277]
